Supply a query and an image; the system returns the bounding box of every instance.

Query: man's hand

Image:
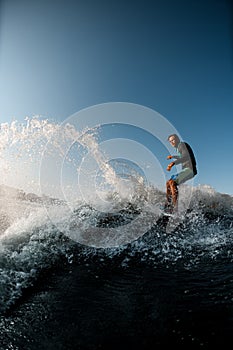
[167,162,175,171]
[167,155,173,160]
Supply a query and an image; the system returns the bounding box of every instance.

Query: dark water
[1,244,233,350]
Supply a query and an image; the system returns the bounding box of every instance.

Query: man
[165,134,197,212]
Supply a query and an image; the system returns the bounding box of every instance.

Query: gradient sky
[0,0,232,195]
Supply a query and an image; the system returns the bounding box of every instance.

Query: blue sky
[0,0,232,195]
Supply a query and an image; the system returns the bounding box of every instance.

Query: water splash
[1,117,151,207]
[0,182,232,314]
[0,117,126,199]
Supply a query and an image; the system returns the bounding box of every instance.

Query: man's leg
[169,179,178,207]
[168,168,194,211]
[166,180,172,205]
[165,179,178,212]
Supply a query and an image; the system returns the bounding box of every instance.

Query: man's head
[168,134,180,148]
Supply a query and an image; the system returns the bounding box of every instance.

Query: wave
[0,182,232,314]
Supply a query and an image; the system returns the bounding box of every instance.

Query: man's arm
[167,155,179,160]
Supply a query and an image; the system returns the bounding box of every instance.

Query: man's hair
[167,134,180,143]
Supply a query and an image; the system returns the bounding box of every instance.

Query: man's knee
[167,179,176,186]
[168,179,178,191]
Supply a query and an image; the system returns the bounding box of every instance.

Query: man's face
[168,136,177,148]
